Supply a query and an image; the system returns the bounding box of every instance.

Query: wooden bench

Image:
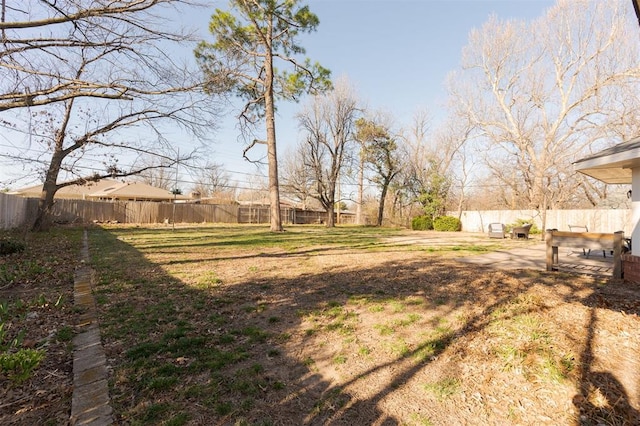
[545,230,623,279]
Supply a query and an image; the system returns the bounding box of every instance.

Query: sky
[200,0,558,192]
[1,0,559,192]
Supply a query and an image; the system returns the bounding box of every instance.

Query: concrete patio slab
[457,242,615,277]
[383,230,616,278]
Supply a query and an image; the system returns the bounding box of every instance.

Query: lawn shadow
[574,287,640,425]
[512,269,640,426]
[89,226,640,425]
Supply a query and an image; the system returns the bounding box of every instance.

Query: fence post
[545,229,558,271]
[613,231,623,279]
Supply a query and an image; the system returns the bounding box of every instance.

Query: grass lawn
[4,224,637,425]
[86,224,640,425]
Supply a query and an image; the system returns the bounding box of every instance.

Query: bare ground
[0,228,80,425]
[1,226,640,425]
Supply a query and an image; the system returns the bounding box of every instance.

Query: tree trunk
[264,34,282,232]
[32,160,62,232]
[32,185,56,232]
[539,190,548,241]
[325,180,336,227]
[356,149,364,225]
[456,186,465,219]
[33,97,76,231]
[325,204,335,227]
[377,181,389,227]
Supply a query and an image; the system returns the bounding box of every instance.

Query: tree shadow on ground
[89,227,640,425]
[514,269,640,426]
[574,289,640,425]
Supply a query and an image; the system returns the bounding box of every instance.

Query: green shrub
[411,215,433,231]
[0,237,25,256]
[433,216,462,232]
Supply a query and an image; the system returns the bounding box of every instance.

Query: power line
[0,141,271,177]
[0,143,388,192]
[1,142,519,193]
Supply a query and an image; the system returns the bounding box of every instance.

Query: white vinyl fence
[457,209,632,235]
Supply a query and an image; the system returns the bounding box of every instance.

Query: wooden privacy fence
[48,200,266,224]
[0,192,38,229]
[0,194,349,229]
[545,229,624,279]
[46,199,332,226]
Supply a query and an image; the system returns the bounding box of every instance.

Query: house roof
[573,137,640,184]
[12,179,117,198]
[11,179,189,201]
[89,181,188,200]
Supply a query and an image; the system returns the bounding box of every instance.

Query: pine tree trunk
[264,32,282,232]
[356,155,364,225]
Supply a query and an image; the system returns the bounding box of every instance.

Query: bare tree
[190,162,233,198]
[0,1,195,111]
[355,114,402,226]
[134,155,177,191]
[195,0,331,232]
[353,128,366,225]
[1,0,221,230]
[395,110,471,221]
[280,147,316,209]
[296,78,359,227]
[448,0,640,229]
[428,114,476,217]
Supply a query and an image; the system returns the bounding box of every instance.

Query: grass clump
[488,295,573,382]
[0,348,45,384]
[196,271,222,289]
[333,354,347,365]
[423,377,460,400]
[374,323,395,336]
[0,305,45,384]
[56,325,74,342]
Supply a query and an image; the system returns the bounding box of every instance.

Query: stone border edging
[70,229,113,425]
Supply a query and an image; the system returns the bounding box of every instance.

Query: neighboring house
[235,196,325,211]
[11,179,191,202]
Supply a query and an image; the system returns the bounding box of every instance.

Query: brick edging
[70,229,113,425]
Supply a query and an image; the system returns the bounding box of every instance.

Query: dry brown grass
[2,224,640,425]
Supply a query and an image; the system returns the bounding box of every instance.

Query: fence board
[0,192,37,229]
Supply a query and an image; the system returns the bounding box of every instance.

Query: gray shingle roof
[574,137,640,184]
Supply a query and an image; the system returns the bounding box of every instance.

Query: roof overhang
[574,137,640,184]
